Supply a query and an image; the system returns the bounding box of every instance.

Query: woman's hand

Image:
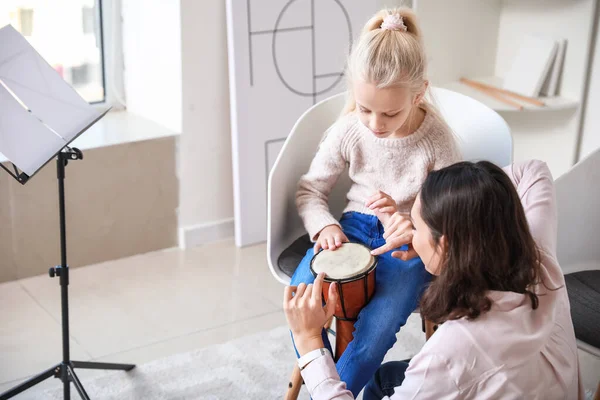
[315,225,349,252]
[284,273,338,355]
[366,191,398,226]
[371,212,419,260]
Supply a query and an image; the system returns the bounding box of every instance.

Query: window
[17,8,33,36]
[1,0,109,104]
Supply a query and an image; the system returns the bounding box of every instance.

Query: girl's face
[411,194,445,276]
[353,80,423,139]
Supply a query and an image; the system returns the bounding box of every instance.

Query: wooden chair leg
[325,316,333,330]
[284,364,303,400]
[284,319,334,399]
[594,380,600,400]
[421,314,438,341]
[425,319,437,340]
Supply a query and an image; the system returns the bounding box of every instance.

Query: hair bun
[380,14,408,32]
[363,8,421,40]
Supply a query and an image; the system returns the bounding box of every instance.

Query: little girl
[290,7,461,397]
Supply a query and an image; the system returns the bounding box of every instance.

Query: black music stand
[0,25,135,400]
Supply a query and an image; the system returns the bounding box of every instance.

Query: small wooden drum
[310,243,377,360]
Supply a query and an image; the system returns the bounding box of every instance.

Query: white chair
[267,87,513,284]
[555,148,600,372]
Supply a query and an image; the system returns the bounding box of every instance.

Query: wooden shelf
[440,77,579,113]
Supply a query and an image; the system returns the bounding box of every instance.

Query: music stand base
[0,361,135,400]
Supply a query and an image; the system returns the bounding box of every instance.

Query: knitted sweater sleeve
[296,119,349,241]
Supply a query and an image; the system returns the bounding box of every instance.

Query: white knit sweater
[296,111,462,240]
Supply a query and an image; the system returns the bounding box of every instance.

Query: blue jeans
[290,212,431,397]
[363,361,409,400]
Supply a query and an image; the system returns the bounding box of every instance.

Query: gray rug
[18,314,425,399]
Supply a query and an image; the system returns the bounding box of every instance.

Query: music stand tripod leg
[71,361,135,371]
[0,364,61,400]
[67,364,90,400]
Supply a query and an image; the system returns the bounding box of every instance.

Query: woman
[284,160,582,399]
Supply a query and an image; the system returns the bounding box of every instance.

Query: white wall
[415,0,501,86]
[121,0,182,133]
[494,0,596,177]
[580,17,600,160]
[178,0,235,246]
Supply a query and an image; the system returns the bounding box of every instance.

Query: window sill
[0,110,180,164]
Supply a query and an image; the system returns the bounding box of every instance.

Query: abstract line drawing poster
[227,0,383,247]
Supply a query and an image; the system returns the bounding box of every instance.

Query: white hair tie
[380,14,408,32]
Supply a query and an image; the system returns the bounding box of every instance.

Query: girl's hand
[383,212,413,240]
[284,273,338,355]
[366,191,398,225]
[371,212,419,260]
[315,225,349,252]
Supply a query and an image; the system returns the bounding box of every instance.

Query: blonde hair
[343,7,432,117]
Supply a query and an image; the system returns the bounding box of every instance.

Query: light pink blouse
[301,160,583,399]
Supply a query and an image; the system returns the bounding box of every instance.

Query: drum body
[310,243,377,360]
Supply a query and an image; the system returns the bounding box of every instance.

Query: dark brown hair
[419,161,542,324]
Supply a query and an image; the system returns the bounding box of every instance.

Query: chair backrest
[555,148,600,275]
[267,88,513,284]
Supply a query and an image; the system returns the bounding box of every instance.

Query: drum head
[311,243,375,280]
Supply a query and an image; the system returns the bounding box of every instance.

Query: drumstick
[458,80,524,110]
[460,78,546,107]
